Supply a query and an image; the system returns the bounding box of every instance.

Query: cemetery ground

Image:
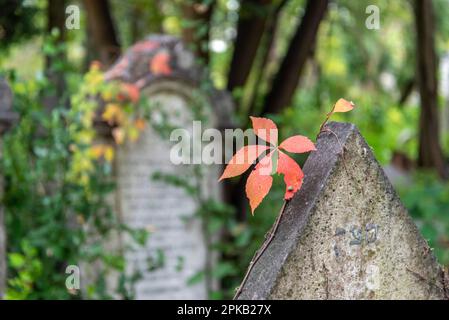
[1,0,449,302]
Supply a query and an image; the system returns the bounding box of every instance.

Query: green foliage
[1,42,146,299]
[398,173,449,266]
[0,0,42,50]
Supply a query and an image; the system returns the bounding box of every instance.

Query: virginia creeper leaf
[219,145,270,181]
[250,116,278,146]
[277,151,304,200]
[279,135,316,154]
[246,162,273,214]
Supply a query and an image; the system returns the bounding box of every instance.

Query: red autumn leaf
[333,98,355,113]
[246,162,273,215]
[279,135,316,154]
[150,52,172,75]
[219,145,270,181]
[250,116,278,146]
[277,151,304,200]
[118,83,140,103]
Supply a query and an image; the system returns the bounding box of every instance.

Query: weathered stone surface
[237,122,446,300]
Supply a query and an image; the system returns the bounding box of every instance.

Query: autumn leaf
[246,162,273,215]
[112,128,125,144]
[279,135,316,154]
[102,103,125,125]
[333,98,355,113]
[150,52,172,75]
[219,145,270,181]
[277,151,304,200]
[90,60,102,71]
[127,127,139,142]
[118,83,140,103]
[134,118,146,131]
[250,116,278,146]
[219,116,316,215]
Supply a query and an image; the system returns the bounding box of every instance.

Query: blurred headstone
[237,122,447,300]
[0,79,18,299]
[104,35,230,299]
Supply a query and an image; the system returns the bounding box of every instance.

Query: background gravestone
[104,35,230,299]
[0,79,18,299]
[237,122,447,300]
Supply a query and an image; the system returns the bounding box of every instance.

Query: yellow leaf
[102,103,125,125]
[128,127,139,142]
[89,145,105,159]
[104,146,114,162]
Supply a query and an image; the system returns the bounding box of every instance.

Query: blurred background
[0,0,449,299]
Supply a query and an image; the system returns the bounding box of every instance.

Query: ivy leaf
[219,145,270,181]
[333,98,355,113]
[279,135,316,154]
[250,116,278,146]
[245,162,273,215]
[277,151,304,200]
[150,52,172,75]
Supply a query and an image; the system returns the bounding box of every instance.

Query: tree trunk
[181,0,215,65]
[45,0,67,109]
[84,0,121,67]
[261,0,328,115]
[227,0,272,93]
[247,0,288,117]
[414,0,447,178]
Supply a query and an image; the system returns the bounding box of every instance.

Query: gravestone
[0,79,18,299]
[237,122,447,300]
[104,35,229,299]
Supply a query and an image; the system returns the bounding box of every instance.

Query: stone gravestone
[104,35,229,299]
[237,122,447,300]
[0,79,18,299]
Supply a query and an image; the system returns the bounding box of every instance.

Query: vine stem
[318,103,336,135]
[233,201,287,299]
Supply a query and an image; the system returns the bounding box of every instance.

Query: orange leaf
[119,83,140,103]
[279,135,316,154]
[277,151,304,200]
[246,162,273,214]
[134,118,146,131]
[219,145,270,181]
[250,116,278,146]
[333,98,355,113]
[150,52,172,75]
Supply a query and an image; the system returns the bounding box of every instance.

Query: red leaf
[250,116,278,146]
[150,52,172,75]
[279,135,316,154]
[219,145,270,181]
[277,151,304,200]
[246,162,273,215]
[119,83,140,103]
[333,98,355,113]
